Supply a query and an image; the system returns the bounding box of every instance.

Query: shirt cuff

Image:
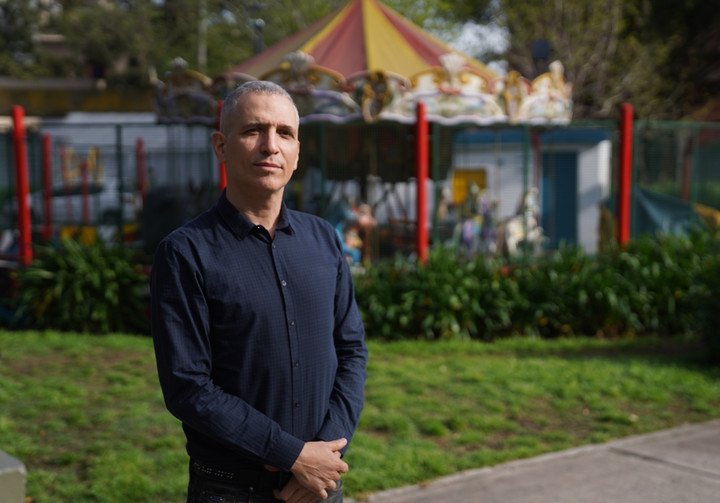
[266,430,306,471]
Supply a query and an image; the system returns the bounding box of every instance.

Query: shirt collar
[216,190,294,239]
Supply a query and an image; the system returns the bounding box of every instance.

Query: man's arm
[151,238,305,471]
[314,249,369,449]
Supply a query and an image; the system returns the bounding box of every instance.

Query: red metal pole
[216,99,227,191]
[41,134,53,241]
[415,101,429,264]
[11,105,33,266]
[617,103,634,246]
[136,138,147,203]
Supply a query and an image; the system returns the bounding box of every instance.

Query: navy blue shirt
[150,192,368,472]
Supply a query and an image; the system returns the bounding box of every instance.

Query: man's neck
[227,188,283,237]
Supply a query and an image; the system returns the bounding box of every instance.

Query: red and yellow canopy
[225,0,497,81]
[177,0,571,125]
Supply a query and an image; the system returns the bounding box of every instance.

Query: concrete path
[356,420,720,502]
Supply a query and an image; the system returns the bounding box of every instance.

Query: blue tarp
[633,187,705,235]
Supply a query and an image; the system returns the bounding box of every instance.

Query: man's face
[213,92,300,200]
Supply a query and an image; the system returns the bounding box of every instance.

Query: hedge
[2,231,718,362]
[354,230,720,352]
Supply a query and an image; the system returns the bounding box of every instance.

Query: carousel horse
[496,188,546,257]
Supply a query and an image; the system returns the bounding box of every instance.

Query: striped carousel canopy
[155,0,572,125]
[224,0,497,82]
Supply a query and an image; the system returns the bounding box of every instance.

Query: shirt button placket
[274,243,301,432]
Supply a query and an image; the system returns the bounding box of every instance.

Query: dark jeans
[186,460,343,503]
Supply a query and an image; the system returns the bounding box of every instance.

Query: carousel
[153,0,573,262]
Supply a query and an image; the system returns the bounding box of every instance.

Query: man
[151,80,368,503]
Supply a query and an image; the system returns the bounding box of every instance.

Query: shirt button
[281,280,287,287]
[294,361,300,367]
[294,401,300,408]
[289,320,295,326]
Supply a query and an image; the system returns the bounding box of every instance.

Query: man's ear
[294,141,300,171]
[211,131,226,160]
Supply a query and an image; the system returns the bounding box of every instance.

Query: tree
[202,0,347,77]
[6,0,714,120]
[635,0,720,118]
[498,0,640,119]
[1,0,492,83]
[436,0,720,120]
[16,0,161,84]
[0,0,40,77]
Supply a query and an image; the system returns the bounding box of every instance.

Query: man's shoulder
[287,209,336,235]
[158,207,219,252]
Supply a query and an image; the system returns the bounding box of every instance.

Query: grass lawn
[1,331,719,502]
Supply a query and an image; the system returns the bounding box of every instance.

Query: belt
[190,459,291,489]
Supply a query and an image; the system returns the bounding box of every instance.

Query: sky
[442,21,509,75]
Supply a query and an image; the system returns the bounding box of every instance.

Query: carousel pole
[415,101,429,264]
[617,103,634,246]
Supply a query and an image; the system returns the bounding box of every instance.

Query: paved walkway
[354,420,720,502]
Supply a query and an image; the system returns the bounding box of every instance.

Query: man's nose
[261,130,280,154]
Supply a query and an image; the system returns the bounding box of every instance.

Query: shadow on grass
[495,336,716,367]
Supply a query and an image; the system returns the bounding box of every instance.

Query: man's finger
[328,438,348,451]
[286,488,322,503]
[275,482,299,501]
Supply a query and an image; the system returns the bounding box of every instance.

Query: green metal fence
[2,117,718,264]
[631,120,720,236]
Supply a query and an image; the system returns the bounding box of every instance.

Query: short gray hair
[219,80,299,134]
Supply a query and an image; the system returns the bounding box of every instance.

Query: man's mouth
[255,161,281,170]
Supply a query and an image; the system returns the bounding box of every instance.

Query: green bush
[354,247,519,340]
[508,244,641,338]
[355,231,720,341]
[6,230,718,341]
[12,238,149,334]
[622,231,713,332]
[700,263,720,362]
[689,252,720,362]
